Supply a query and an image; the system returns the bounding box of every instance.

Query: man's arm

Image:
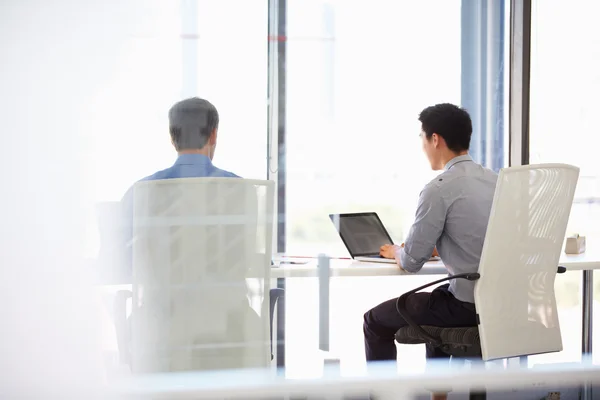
[397,185,446,273]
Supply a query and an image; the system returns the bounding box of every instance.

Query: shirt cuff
[393,246,403,266]
[398,247,422,273]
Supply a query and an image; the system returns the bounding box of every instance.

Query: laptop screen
[329,213,393,257]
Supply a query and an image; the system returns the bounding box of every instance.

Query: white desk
[271,251,600,279]
[271,259,446,278]
[271,250,600,372]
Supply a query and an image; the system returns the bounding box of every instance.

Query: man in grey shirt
[363,103,498,365]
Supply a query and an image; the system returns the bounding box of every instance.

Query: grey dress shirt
[397,154,498,303]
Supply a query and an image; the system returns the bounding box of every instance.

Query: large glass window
[530,0,600,240]
[84,1,267,257]
[282,0,508,374]
[85,0,512,378]
[529,0,600,365]
[86,1,267,372]
[285,0,463,257]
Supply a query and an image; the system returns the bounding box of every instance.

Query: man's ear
[432,133,447,149]
[431,133,440,148]
[208,128,218,145]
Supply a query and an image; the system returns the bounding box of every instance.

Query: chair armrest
[396,266,565,346]
[269,288,285,359]
[395,273,480,346]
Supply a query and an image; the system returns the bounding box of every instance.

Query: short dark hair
[168,97,219,151]
[418,103,472,152]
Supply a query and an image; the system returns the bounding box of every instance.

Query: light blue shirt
[398,155,498,303]
[118,154,239,279]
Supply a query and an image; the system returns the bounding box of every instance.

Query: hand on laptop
[379,244,403,259]
[380,243,439,259]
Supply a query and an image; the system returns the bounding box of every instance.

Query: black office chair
[394,267,567,400]
[113,288,285,368]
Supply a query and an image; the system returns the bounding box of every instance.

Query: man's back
[432,155,497,302]
[115,154,239,279]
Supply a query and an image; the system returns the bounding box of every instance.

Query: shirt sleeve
[399,184,446,273]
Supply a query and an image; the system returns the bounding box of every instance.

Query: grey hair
[168,97,219,150]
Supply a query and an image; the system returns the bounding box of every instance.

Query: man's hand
[380,243,439,258]
[379,244,403,259]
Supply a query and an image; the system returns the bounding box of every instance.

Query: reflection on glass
[283,0,508,376]
[286,0,462,257]
[529,0,600,366]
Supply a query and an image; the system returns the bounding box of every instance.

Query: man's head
[418,103,472,170]
[169,97,219,159]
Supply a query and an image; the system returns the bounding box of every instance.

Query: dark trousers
[363,284,477,362]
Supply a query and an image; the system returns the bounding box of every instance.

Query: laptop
[329,212,440,264]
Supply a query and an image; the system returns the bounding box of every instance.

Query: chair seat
[395,325,482,358]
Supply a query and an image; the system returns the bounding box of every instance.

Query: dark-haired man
[363,103,498,366]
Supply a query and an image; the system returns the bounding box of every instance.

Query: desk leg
[276,277,286,369]
[318,255,330,352]
[581,269,593,400]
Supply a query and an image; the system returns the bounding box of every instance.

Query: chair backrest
[474,164,579,361]
[131,178,274,373]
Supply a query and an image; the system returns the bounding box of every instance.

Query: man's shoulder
[212,168,240,178]
[142,165,241,180]
[421,163,497,199]
[143,167,176,181]
[423,171,451,192]
[427,167,462,188]
[430,163,497,186]
[138,166,241,187]
[419,178,443,201]
[125,165,241,196]
[119,168,174,202]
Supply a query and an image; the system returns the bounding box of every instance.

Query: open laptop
[329,212,440,264]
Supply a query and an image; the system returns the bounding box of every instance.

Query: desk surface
[92,247,600,284]
[271,259,446,278]
[271,250,600,279]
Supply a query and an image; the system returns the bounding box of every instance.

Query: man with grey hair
[116,97,240,279]
[151,97,238,180]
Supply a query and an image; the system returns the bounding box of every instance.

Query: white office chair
[126,177,275,373]
[395,164,580,399]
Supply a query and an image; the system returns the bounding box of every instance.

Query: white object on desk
[565,234,586,254]
[272,255,312,266]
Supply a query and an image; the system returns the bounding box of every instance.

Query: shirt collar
[174,153,213,166]
[444,154,473,171]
